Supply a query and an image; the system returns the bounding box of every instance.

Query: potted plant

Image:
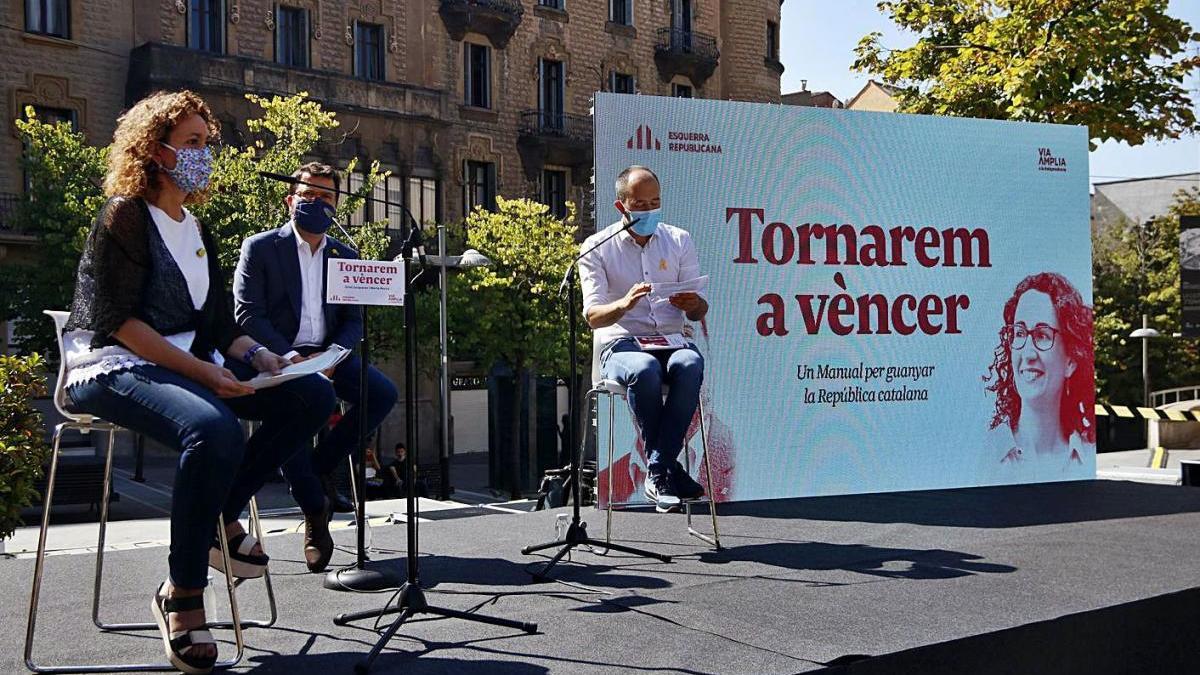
[0,353,50,553]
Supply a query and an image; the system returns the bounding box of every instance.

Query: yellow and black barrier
[1094,404,1200,421]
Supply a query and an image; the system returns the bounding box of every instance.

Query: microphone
[557,216,640,296]
[257,170,300,186]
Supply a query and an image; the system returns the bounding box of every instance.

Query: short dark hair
[394,442,406,450]
[291,161,341,197]
[615,165,660,201]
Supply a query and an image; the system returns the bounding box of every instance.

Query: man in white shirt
[578,166,708,512]
[233,163,399,572]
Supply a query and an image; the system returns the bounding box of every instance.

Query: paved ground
[3,480,1199,674]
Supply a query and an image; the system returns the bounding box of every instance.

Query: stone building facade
[3,0,784,237]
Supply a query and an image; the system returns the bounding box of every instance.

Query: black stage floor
[3,480,1199,674]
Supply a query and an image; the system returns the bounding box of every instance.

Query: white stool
[589,332,721,549]
[23,311,269,673]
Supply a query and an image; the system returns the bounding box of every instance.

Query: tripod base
[521,520,671,581]
[336,582,538,674]
[323,563,402,592]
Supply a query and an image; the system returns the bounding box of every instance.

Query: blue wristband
[243,344,265,365]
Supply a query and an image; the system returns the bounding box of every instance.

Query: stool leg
[92,427,118,629]
[24,423,65,672]
[209,496,277,630]
[605,392,617,546]
[212,516,245,670]
[688,399,722,550]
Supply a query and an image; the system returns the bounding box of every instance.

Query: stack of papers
[246,345,352,390]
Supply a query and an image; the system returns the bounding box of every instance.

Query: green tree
[1093,188,1200,405]
[0,353,49,542]
[2,109,107,358]
[853,0,1200,147]
[447,197,587,497]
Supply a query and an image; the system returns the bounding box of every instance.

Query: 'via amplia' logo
[1037,147,1067,173]
[627,125,723,154]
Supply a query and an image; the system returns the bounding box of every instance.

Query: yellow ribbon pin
[659,258,668,271]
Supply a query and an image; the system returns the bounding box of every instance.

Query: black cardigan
[64,196,243,360]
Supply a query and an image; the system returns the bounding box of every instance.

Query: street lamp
[1129,313,1160,408]
[429,225,492,500]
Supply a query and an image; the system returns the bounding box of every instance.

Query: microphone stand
[520,219,672,581]
[257,171,404,592]
[331,193,537,675]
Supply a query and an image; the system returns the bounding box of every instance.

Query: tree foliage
[1093,188,1200,404]
[854,0,1200,147]
[0,353,49,541]
[3,110,107,357]
[447,197,587,495]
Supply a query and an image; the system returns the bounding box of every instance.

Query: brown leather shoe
[303,502,333,573]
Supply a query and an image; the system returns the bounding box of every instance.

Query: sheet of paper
[246,345,352,390]
[648,275,708,302]
[634,334,689,351]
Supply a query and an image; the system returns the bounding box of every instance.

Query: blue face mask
[293,198,336,235]
[626,207,662,237]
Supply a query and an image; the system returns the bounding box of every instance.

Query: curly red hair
[984,272,1095,444]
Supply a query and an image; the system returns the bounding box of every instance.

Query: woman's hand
[251,348,289,375]
[195,361,255,398]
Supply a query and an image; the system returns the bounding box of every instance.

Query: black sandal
[150,582,217,674]
[208,530,268,579]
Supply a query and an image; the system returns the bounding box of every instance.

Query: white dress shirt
[577,220,705,345]
[285,222,327,359]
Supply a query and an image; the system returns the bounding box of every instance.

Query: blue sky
[780,1,1200,186]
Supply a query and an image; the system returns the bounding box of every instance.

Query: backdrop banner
[591,92,1094,505]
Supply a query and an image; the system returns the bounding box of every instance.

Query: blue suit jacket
[233,224,364,356]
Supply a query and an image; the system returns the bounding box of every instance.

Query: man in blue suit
[233,162,399,573]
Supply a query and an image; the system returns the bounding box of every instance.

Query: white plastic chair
[588,331,721,549]
[24,310,272,673]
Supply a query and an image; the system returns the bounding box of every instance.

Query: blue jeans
[275,349,399,517]
[67,364,336,588]
[600,337,704,476]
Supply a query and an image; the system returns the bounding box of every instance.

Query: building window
[464,43,491,108]
[25,0,69,38]
[542,169,567,219]
[539,58,565,130]
[767,20,779,61]
[539,0,564,9]
[465,161,496,213]
[609,0,632,26]
[673,83,693,98]
[610,72,635,94]
[408,177,438,228]
[188,0,224,53]
[276,5,310,68]
[354,21,385,81]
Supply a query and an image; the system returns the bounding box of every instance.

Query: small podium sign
[326,258,405,306]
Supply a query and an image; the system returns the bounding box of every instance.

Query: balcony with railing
[653,27,720,86]
[439,0,524,49]
[516,110,593,179]
[127,43,448,124]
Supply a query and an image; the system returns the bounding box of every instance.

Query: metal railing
[654,27,719,62]
[440,0,524,16]
[1150,386,1200,409]
[518,110,592,143]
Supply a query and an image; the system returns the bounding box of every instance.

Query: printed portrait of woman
[983,272,1095,477]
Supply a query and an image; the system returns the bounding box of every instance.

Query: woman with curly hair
[984,272,1095,474]
[61,91,336,673]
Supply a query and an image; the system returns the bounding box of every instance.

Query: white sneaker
[643,472,681,513]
